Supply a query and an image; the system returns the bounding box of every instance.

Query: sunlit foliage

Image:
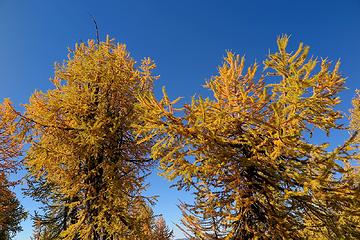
[135,36,360,239]
[2,36,158,239]
[0,100,27,240]
[0,99,24,173]
[151,216,174,240]
[351,91,360,143]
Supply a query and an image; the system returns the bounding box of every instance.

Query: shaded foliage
[0,173,27,240]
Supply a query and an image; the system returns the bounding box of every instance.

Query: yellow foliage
[4,36,157,239]
[135,36,360,239]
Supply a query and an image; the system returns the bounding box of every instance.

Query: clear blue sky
[0,0,359,239]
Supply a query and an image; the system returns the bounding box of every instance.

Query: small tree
[351,91,360,143]
[135,36,360,239]
[152,216,174,240]
[0,173,27,240]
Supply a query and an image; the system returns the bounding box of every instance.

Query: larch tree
[0,100,27,239]
[351,91,360,143]
[135,36,360,239]
[1,36,158,239]
[151,216,174,240]
[0,173,27,240]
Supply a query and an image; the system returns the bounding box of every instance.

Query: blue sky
[0,0,359,239]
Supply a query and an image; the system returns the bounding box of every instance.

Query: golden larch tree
[151,216,174,240]
[0,100,27,239]
[351,90,360,143]
[2,36,158,239]
[135,36,360,239]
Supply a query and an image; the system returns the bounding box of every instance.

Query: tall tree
[3,36,157,239]
[135,36,360,239]
[0,100,27,239]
